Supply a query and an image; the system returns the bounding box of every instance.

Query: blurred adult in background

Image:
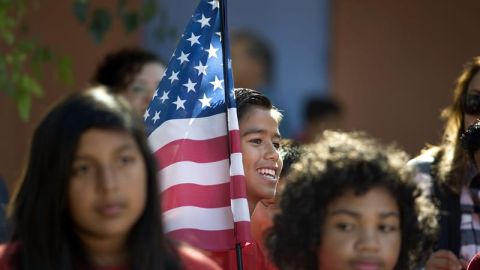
[409,56,480,270]
[462,120,480,270]
[92,47,166,116]
[231,30,274,92]
[297,97,342,143]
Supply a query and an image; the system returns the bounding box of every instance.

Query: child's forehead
[242,106,281,121]
[327,187,399,213]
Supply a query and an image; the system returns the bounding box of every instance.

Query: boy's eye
[249,138,262,145]
[335,222,354,232]
[273,142,280,149]
[378,224,398,233]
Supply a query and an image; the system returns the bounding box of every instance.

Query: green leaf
[0,56,13,96]
[73,0,88,23]
[57,55,74,86]
[18,40,34,53]
[116,0,126,15]
[16,91,31,121]
[20,75,42,96]
[142,0,157,23]
[122,11,138,33]
[35,46,52,62]
[1,29,14,44]
[30,46,51,80]
[89,8,111,43]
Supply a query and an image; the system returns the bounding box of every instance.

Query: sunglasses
[465,94,480,115]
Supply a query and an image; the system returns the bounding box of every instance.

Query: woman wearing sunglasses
[409,57,480,270]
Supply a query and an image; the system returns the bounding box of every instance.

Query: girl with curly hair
[267,131,438,270]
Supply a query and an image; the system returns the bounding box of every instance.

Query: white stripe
[231,198,250,222]
[227,108,239,130]
[163,206,234,232]
[148,113,228,152]
[159,160,230,191]
[460,244,480,261]
[230,153,244,176]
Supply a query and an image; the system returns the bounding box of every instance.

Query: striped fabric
[460,171,480,262]
[144,0,251,251]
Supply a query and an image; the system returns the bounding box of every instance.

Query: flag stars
[168,70,179,84]
[152,111,161,123]
[177,51,190,64]
[216,32,222,41]
[210,76,224,91]
[199,94,212,108]
[206,44,219,59]
[196,14,211,28]
[152,89,159,100]
[187,33,201,46]
[208,0,219,10]
[183,78,197,93]
[160,91,170,103]
[194,61,208,76]
[173,96,186,110]
[143,109,150,121]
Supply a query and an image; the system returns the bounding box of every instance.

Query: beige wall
[0,1,140,192]
[331,1,480,155]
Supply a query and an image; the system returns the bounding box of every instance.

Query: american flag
[144,0,251,251]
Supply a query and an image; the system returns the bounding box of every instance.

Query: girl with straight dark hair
[0,87,219,270]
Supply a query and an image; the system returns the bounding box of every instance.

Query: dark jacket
[409,154,461,256]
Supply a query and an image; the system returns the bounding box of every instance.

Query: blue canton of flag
[145,0,232,133]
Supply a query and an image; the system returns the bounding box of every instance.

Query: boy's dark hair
[279,139,301,178]
[234,88,282,122]
[461,119,480,162]
[10,87,179,270]
[266,131,438,270]
[92,47,165,94]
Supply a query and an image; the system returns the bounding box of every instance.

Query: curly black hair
[92,47,165,94]
[278,138,301,178]
[266,131,438,270]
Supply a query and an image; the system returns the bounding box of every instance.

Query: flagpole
[219,0,244,269]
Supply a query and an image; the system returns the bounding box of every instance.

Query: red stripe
[230,175,247,200]
[162,183,230,211]
[155,130,242,170]
[167,221,251,251]
[233,221,251,244]
[168,228,235,251]
[161,175,248,211]
[155,136,229,169]
[229,130,241,153]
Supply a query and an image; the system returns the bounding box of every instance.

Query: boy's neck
[248,198,258,216]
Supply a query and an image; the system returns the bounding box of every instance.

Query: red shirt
[206,241,277,270]
[0,243,220,270]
